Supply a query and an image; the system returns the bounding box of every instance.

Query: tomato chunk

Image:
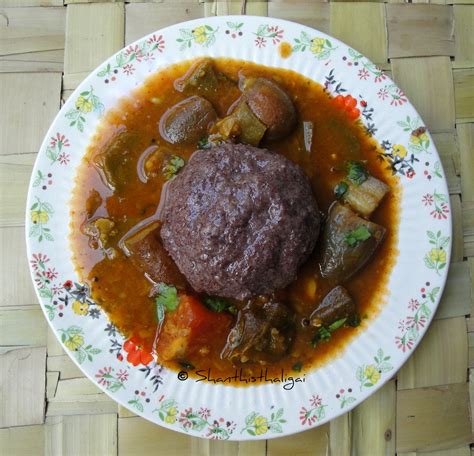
[157,295,233,362]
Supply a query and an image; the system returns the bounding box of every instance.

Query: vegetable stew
[70,58,399,381]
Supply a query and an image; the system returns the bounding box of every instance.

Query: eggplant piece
[159,96,217,145]
[122,222,187,288]
[343,176,390,217]
[231,99,267,146]
[242,77,297,140]
[221,300,294,363]
[174,58,219,95]
[319,202,386,282]
[93,127,138,191]
[209,99,267,146]
[309,286,355,328]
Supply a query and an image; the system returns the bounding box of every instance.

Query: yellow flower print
[31,210,49,224]
[192,26,207,44]
[392,144,407,158]
[310,38,326,55]
[75,95,93,113]
[410,132,429,146]
[164,406,177,424]
[64,334,84,351]
[428,248,446,264]
[254,416,269,435]
[72,300,89,316]
[364,365,381,384]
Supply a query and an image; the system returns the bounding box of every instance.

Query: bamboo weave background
[0,1,473,455]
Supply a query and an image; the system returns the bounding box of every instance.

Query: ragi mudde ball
[160,143,320,300]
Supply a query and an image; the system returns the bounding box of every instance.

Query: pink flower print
[50,133,70,149]
[45,268,58,280]
[57,152,70,165]
[179,408,193,429]
[406,315,426,331]
[431,203,449,220]
[310,394,322,407]
[117,369,128,382]
[408,299,420,312]
[125,45,144,62]
[122,64,135,76]
[374,72,387,83]
[422,194,434,206]
[390,88,407,106]
[358,68,370,80]
[52,285,62,295]
[255,36,266,48]
[143,52,155,62]
[147,34,165,52]
[395,336,414,352]
[268,26,284,44]
[398,319,407,332]
[377,88,388,100]
[34,271,49,289]
[30,253,49,271]
[299,407,317,426]
[95,367,112,386]
[199,407,211,420]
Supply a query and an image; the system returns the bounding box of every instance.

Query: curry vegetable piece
[319,203,386,282]
[155,283,179,324]
[174,58,219,95]
[241,77,297,140]
[343,175,390,217]
[159,95,217,145]
[309,286,355,328]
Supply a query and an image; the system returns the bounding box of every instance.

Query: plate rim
[25,14,453,440]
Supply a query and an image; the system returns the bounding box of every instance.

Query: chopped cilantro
[347,161,368,186]
[334,181,349,199]
[344,225,371,247]
[328,317,347,332]
[163,155,185,180]
[347,314,361,327]
[319,327,331,341]
[311,326,332,347]
[179,360,194,370]
[203,296,231,313]
[311,315,360,348]
[292,361,303,372]
[155,283,179,324]
[197,136,210,149]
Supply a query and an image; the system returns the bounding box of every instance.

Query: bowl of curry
[26,16,452,440]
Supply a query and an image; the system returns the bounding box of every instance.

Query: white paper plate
[26,16,451,440]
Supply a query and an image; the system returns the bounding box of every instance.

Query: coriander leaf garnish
[311,326,332,347]
[203,296,231,313]
[292,361,303,372]
[347,161,368,186]
[197,136,210,149]
[346,313,361,327]
[328,317,347,332]
[334,181,349,199]
[163,155,185,180]
[311,314,360,347]
[344,225,371,247]
[155,283,179,324]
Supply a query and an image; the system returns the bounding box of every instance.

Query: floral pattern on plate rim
[26,17,452,440]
